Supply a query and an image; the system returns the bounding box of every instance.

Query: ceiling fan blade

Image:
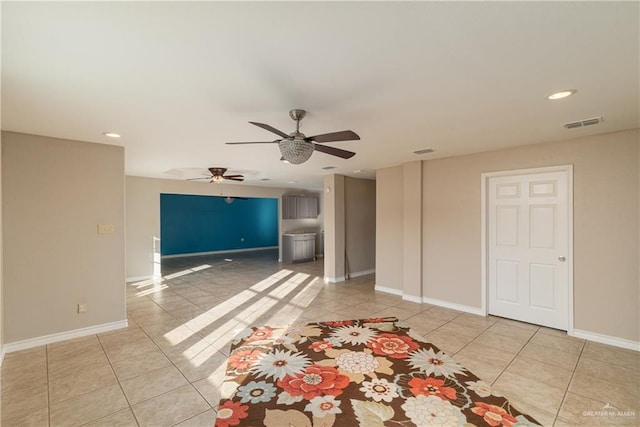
[313,143,356,159]
[307,130,360,143]
[249,122,289,139]
[226,141,280,145]
[186,177,211,181]
[224,175,244,179]
[224,177,245,181]
[232,197,249,200]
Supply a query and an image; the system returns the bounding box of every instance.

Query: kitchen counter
[282,233,316,263]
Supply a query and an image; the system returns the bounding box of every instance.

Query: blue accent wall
[160,194,279,256]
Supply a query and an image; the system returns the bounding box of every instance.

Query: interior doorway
[482,165,573,331]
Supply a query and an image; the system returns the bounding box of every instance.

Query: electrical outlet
[78,303,87,314]
[97,224,115,234]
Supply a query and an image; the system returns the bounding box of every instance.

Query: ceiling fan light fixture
[211,175,224,183]
[278,140,314,165]
[224,196,234,204]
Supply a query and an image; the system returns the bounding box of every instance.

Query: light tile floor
[1,250,638,426]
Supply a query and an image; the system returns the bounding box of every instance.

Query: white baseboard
[4,320,128,354]
[572,328,640,352]
[324,276,346,284]
[162,246,278,259]
[422,297,484,316]
[374,285,403,296]
[126,275,154,283]
[403,294,423,304]
[348,269,375,279]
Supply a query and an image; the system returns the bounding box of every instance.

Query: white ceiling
[2,2,638,190]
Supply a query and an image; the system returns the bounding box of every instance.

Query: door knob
[558,256,566,262]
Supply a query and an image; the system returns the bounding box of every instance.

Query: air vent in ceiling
[413,148,435,155]
[322,166,336,170]
[563,116,603,129]
[260,178,271,181]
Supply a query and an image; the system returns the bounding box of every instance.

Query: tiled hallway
[1,250,638,426]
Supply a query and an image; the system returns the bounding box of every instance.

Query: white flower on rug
[401,395,466,426]
[331,325,378,345]
[407,348,467,378]
[304,395,343,418]
[282,323,323,341]
[318,348,393,384]
[251,349,311,381]
[359,378,399,402]
[325,336,343,347]
[335,351,380,374]
[465,380,500,398]
[235,380,277,404]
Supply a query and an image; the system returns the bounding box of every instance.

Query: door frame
[480,165,574,334]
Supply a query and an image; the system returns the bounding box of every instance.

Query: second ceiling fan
[226,109,360,164]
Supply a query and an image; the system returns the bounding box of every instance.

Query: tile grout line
[134,317,219,421]
[488,326,540,387]
[96,331,142,427]
[551,341,586,426]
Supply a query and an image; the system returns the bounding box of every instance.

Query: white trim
[572,329,640,352]
[402,294,423,304]
[423,297,484,316]
[161,246,278,259]
[481,164,574,332]
[3,320,128,354]
[349,269,375,279]
[324,276,346,284]
[0,347,5,367]
[374,285,404,296]
[126,275,154,283]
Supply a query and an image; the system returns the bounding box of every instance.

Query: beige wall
[375,167,404,291]
[2,132,126,343]
[421,129,639,342]
[126,176,322,279]
[322,174,345,281]
[403,162,423,299]
[323,175,376,282]
[345,176,376,275]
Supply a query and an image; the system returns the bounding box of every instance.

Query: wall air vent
[413,148,435,155]
[563,116,603,129]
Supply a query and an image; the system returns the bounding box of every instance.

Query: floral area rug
[215,317,541,426]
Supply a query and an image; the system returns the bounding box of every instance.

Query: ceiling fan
[226,109,360,164]
[187,167,244,183]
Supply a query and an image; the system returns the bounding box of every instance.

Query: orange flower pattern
[215,318,541,427]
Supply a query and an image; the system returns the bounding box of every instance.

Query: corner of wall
[0,133,4,365]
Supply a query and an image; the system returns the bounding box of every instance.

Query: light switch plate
[97,224,115,234]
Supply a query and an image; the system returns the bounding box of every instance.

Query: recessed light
[103,132,121,138]
[288,181,297,184]
[353,169,363,174]
[547,89,576,100]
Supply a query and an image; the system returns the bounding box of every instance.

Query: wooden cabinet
[282,196,298,219]
[282,195,318,219]
[282,233,316,263]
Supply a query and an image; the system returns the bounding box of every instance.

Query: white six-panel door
[488,169,570,330]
